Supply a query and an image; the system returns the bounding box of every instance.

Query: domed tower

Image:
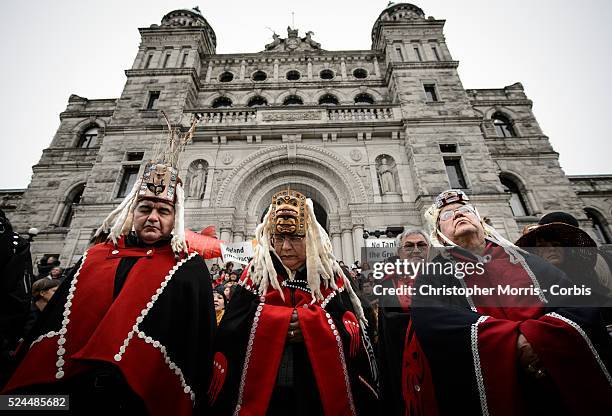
[371,2,451,62]
[113,7,217,123]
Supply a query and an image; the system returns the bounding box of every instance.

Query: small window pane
[354,93,374,105]
[79,127,98,148]
[146,91,160,110]
[318,94,339,105]
[444,159,467,189]
[353,68,368,79]
[424,84,438,102]
[501,177,528,216]
[117,167,139,198]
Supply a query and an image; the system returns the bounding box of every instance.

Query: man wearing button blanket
[209,189,378,415]
[408,189,612,415]
[3,114,215,416]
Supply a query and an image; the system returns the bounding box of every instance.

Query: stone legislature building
[2,3,611,266]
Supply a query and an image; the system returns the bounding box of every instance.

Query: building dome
[159,7,217,47]
[371,2,426,42]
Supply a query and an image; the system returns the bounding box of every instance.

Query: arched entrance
[214,145,369,264]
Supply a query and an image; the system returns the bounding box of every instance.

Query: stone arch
[205,91,238,107]
[215,144,368,208]
[72,118,107,147]
[348,87,384,102]
[585,207,612,244]
[484,106,519,121]
[313,88,348,103]
[499,171,532,216]
[52,179,87,227]
[274,90,309,105]
[240,90,274,106]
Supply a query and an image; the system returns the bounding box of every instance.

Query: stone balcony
[192,105,402,126]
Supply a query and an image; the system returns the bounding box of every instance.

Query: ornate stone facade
[2,3,611,266]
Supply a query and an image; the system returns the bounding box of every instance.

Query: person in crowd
[516,212,611,307]
[224,261,234,275]
[209,190,378,415]
[31,279,60,312]
[409,189,612,415]
[36,256,59,279]
[3,116,215,416]
[47,266,64,281]
[377,228,430,415]
[210,263,221,275]
[213,290,227,326]
[0,209,34,388]
[21,279,62,341]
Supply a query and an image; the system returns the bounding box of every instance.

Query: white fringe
[94,179,141,245]
[170,183,187,256]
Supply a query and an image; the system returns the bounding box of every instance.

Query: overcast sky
[1,0,610,189]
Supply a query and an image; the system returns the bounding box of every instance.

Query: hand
[517,333,546,379]
[287,309,303,344]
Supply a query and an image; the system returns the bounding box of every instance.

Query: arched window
[283,95,303,106]
[218,71,234,83]
[318,94,339,106]
[212,97,232,108]
[500,176,528,216]
[492,113,516,138]
[61,185,84,227]
[247,96,268,107]
[585,208,611,244]
[252,70,267,82]
[319,69,335,80]
[78,126,98,148]
[354,93,374,105]
[352,68,368,79]
[286,70,301,81]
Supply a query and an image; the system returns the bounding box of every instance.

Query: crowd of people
[1,115,611,416]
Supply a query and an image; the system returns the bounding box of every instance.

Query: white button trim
[112,252,198,401]
[54,250,89,379]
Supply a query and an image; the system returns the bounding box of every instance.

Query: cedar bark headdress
[94,111,199,256]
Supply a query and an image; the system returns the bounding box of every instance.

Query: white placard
[365,238,397,248]
[220,241,254,265]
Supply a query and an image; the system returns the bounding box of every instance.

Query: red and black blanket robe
[209,253,379,415]
[377,259,438,416]
[407,242,612,416]
[2,235,215,416]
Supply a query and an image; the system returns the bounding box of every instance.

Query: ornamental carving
[350,149,362,162]
[262,111,321,122]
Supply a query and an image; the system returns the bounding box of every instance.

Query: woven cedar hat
[515,211,597,268]
[94,111,200,255]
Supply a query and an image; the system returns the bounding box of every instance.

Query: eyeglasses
[439,205,476,222]
[272,235,305,246]
[399,242,429,252]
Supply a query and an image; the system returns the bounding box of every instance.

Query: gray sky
[1,0,610,189]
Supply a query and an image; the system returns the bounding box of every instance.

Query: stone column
[233,232,244,243]
[341,230,354,265]
[331,233,343,260]
[307,58,313,80]
[273,59,279,81]
[240,60,246,80]
[220,228,232,243]
[373,56,380,76]
[340,58,347,80]
[50,202,65,226]
[352,225,364,264]
[205,61,213,83]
